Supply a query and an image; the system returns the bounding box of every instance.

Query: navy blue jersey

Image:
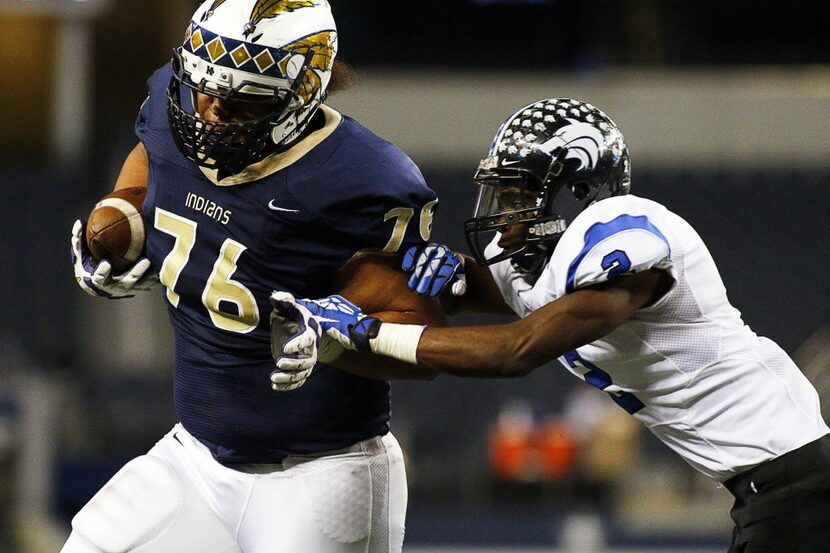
[135,65,437,464]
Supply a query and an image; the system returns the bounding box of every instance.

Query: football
[85,186,147,274]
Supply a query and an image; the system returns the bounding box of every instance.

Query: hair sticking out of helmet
[166,0,338,176]
[464,98,631,275]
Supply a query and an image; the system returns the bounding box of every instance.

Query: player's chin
[497,236,527,255]
[497,224,529,249]
[196,121,251,145]
[218,133,247,145]
[197,132,246,146]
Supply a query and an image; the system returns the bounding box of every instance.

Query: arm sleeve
[566,213,672,293]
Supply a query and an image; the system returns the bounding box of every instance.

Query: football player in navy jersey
[275,98,830,553]
[66,1,443,552]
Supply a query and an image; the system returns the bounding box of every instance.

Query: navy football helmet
[464,98,631,274]
[167,0,338,176]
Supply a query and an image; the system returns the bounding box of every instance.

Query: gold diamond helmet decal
[277,54,293,77]
[190,28,205,51]
[230,45,252,67]
[253,49,276,72]
[183,23,323,79]
[206,37,228,62]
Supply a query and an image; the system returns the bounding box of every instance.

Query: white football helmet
[167,0,338,174]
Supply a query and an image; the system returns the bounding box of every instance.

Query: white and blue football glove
[270,293,381,364]
[294,295,381,352]
[269,291,323,391]
[71,219,158,299]
[402,244,467,298]
[272,294,426,368]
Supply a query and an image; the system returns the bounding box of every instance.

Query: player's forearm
[414,323,539,377]
[332,349,438,380]
[414,314,577,378]
[390,289,627,378]
[330,307,443,380]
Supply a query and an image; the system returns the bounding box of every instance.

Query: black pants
[725,434,830,553]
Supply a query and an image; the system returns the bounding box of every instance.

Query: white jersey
[486,194,828,481]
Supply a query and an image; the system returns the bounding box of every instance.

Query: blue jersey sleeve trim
[565,214,670,293]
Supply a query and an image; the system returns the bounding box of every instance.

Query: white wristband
[369,323,426,365]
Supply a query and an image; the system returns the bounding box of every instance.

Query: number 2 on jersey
[154,208,259,334]
[564,350,645,415]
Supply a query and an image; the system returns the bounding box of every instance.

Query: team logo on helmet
[243,0,320,37]
[280,30,336,103]
[538,120,605,172]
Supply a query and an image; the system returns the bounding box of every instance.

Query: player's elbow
[497,362,535,378]
[510,350,544,377]
[500,336,543,378]
[412,367,440,381]
[499,344,544,378]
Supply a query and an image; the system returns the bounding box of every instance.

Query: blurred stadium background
[1,0,829,551]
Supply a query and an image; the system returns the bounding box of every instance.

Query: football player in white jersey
[273,99,830,553]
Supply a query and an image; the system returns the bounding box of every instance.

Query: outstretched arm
[415,269,672,377]
[270,251,447,389]
[281,268,673,381]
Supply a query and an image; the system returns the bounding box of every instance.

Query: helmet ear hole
[571,182,590,200]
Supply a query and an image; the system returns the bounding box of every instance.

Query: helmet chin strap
[510,216,566,277]
[510,243,553,277]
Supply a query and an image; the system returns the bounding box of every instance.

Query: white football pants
[59,424,408,553]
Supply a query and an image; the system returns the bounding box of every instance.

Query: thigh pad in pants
[70,454,238,553]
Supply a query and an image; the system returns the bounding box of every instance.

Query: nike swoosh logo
[268,200,300,213]
[501,159,522,166]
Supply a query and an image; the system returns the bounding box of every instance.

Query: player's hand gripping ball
[72,187,158,299]
[85,186,148,274]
